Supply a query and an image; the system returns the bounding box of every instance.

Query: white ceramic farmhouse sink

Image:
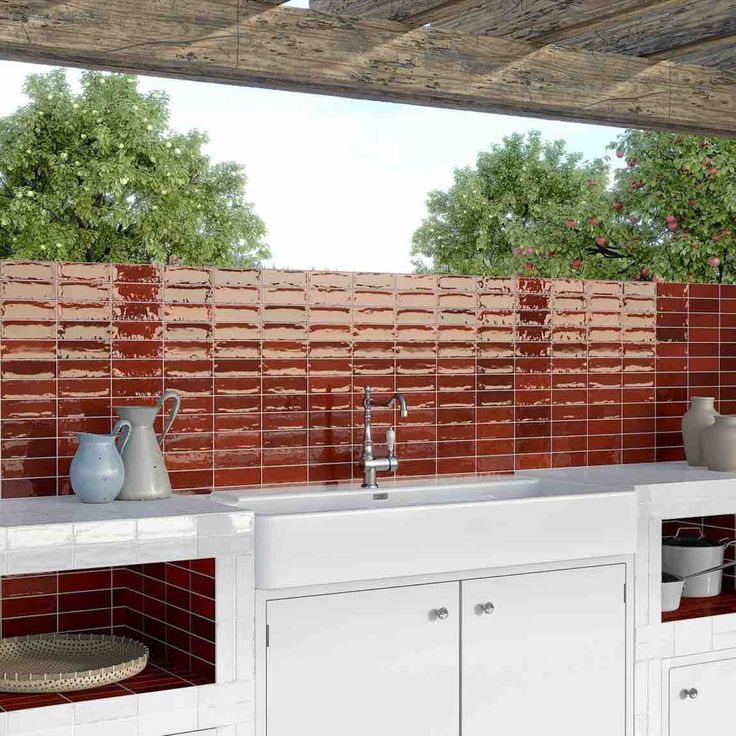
[221,476,637,589]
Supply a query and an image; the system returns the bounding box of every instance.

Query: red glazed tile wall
[0,261,733,496]
[0,558,216,695]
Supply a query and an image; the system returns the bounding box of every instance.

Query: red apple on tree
[571,258,583,270]
[709,256,721,268]
[596,235,608,247]
[565,219,577,230]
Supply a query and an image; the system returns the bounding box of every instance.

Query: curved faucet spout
[386,393,408,418]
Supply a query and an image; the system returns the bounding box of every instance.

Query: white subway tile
[7,703,72,734]
[74,520,136,545]
[137,516,197,541]
[137,538,197,563]
[7,547,74,574]
[7,524,72,549]
[138,708,197,736]
[137,687,197,715]
[198,535,252,559]
[674,617,713,656]
[76,717,139,736]
[73,695,137,724]
[73,542,137,568]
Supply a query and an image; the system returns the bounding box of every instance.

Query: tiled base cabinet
[262,561,630,736]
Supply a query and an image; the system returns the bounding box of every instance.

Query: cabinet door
[669,658,736,736]
[266,582,459,736]
[462,564,627,736]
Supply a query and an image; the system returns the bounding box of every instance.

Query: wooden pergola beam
[308,0,452,24]
[1,1,736,137]
[540,0,736,57]
[309,0,661,36]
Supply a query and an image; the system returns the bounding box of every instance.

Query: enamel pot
[662,527,736,598]
[663,560,736,613]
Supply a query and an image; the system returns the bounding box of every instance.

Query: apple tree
[607,129,736,283]
[0,69,269,267]
[411,131,637,280]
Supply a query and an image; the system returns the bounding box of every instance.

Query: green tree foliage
[608,129,736,283]
[0,70,269,267]
[412,129,736,283]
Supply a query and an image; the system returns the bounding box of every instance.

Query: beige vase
[682,396,718,466]
[703,415,736,472]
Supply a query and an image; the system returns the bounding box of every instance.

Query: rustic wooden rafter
[308,0,456,24]
[539,0,736,58]
[309,0,736,70]
[649,32,736,70]
[2,1,736,137]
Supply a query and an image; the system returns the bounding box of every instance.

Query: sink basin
[231,478,563,514]
[222,476,637,589]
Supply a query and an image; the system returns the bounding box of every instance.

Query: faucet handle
[386,426,396,458]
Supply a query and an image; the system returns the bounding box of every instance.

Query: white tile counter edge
[0,495,254,575]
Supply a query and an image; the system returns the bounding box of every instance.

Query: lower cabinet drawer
[669,657,736,735]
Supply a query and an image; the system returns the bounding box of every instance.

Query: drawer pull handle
[432,607,449,621]
[680,688,698,700]
[479,602,495,615]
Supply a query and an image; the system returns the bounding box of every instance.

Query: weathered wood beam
[308,0,451,24]
[310,0,661,37]
[649,33,736,70]
[538,0,736,58]
[2,1,736,137]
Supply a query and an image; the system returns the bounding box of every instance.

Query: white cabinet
[266,582,460,736]
[669,657,736,735]
[462,564,627,736]
[264,564,628,736]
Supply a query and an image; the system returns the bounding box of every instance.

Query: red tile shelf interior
[662,590,736,624]
[0,662,208,713]
[662,516,736,624]
[0,559,215,712]
[1,261,736,498]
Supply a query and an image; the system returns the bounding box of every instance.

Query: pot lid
[663,535,724,548]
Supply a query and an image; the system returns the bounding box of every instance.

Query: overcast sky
[0,53,623,273]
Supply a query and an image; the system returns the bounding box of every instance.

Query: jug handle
[112,419,132,454]
[156,390,181,445]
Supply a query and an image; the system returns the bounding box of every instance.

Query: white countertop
[0,493,253,576]
[0,493,239,527]
[522,461,736,488]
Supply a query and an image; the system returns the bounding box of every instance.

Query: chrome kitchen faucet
[360,385,409,489]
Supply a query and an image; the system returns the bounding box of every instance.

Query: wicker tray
[0,633,149,693]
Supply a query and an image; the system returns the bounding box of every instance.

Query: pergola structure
[0,1,735,136]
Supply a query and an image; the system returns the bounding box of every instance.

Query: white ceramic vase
[682,396,719,466]
[703,415,736,472]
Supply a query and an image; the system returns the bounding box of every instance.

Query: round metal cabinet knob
[433,607,449,621]
[480,602,495,615]
[680,688,698,700]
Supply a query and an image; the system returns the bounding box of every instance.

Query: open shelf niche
[662,515,736,623]
[0,558,216,712]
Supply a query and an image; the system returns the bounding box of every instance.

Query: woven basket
[0,633,149,693]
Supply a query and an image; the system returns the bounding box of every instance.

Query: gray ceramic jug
[70,420,132,504]
[114,390,181,501]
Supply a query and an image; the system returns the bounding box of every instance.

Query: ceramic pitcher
[114,390,181,501]
[70,420,132,504]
